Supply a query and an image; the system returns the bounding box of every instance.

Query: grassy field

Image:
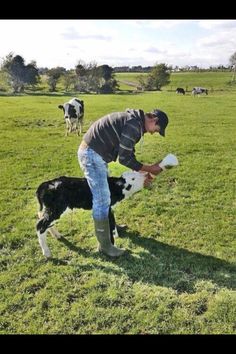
[0,89,236,334]
[116,71,236,92]
[1,70,235,94]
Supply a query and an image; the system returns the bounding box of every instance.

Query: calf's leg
[79,120,83,135]
[49,226,62,239]
[108,208,127,243]
[37,229,51,258]
[108,208,116,244]
[36,212,58,258]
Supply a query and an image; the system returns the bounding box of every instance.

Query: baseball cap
[152,109,169,137]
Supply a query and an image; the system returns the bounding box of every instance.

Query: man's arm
[118,120,164,174]
[141,154,179,175]
[118,121,143,170]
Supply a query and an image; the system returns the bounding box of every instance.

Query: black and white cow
[192,87,208,96]
[36,171,147,258]
[176,87,185,95]
[58,98,84,136]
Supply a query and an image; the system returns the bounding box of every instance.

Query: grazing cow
[36,171,147,258]
[176,87,185,95]
[192,87,208,96]
[58,98,84,136]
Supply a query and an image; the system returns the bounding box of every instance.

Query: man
[78,108,169,258]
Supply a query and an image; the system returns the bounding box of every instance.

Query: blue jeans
[78,146,111,220]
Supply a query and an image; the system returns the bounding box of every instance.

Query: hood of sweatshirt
[125,108,146,133]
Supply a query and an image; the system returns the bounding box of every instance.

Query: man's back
[83,110,145,170]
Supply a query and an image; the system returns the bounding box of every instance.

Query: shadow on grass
[49,236,124,274]
[53,230,236,293]
[115,90,143,95]
[0,92,61,97]
[0,90,142,97]
[24,92,80,97]
[0,92,80,97]
[58,236,93,258]
[117,231,236,293]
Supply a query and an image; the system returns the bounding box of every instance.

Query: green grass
[0,91,236,334]
[116,71,236,92]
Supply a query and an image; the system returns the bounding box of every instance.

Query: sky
[1,19,236,70]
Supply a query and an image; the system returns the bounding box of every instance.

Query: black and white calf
[192,87,208,96]
[58,98,84,136]
[176,87,185,95]
[36,171,147,258]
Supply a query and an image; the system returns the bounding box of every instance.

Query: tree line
[0,53,119,94]
[1,51,235,94]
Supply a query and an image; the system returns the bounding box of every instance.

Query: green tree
[137,74,146,91]
[98,64,119,93]
[1,52,40,93]
[75,61,87,77]
[25,61,41,89]
[46,67,66,91]
[75,60,119,94]
[99,64,113,81]
[75,60,93,92]
[62,69,77,92]
[144,63,171,91]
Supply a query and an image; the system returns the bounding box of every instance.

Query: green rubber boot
[94,218,125,258]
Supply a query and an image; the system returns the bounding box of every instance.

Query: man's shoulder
[103,111,128,120]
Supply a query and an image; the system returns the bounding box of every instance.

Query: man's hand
[140,163,163,176]
[140,153,179,176]
[144,173,154,188]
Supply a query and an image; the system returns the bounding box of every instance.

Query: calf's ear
[58,105,63,109]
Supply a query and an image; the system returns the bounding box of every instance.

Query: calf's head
[58,103,77,119]
[121,171,147,199]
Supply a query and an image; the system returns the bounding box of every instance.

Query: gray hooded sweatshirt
[83,109,146,171]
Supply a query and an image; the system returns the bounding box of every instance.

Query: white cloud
[197,20,236,30]
[130,20,192,29]
[0,19,235,69]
